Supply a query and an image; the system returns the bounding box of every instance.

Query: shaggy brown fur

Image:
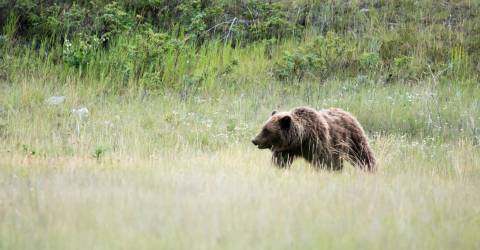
[252,106,376,171]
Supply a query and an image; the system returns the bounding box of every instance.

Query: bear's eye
[262,128,270,135]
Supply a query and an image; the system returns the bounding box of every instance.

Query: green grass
[1,3,480,247]
[1,70,479,249]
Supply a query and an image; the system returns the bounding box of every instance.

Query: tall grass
[1,43,479,157]
[1,141,479,250]
[1,1,480,249]
[1,45,479,248]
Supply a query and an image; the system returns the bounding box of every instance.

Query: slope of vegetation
[0,1,479,249]
[1,0,479,91]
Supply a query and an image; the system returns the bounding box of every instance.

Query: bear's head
[252,111,293,151]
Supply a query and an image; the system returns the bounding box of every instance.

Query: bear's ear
[271,111,277,116]
[279,115,291,130]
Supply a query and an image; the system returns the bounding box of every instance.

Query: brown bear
[251,106,376,171]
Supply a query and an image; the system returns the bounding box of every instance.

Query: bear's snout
[252,138,270,149]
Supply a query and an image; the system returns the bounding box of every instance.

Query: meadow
[1,1,480,249]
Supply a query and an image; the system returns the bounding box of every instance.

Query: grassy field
[1,145,479,250]
[1,1,480,249]
[1,75,480,249]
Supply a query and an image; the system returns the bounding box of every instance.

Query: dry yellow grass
[1,137,479,250]
[1,66,479,249]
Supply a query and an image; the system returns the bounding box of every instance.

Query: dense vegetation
[1,1,479,249]
[1,0,479,143]
[1,0,479,90]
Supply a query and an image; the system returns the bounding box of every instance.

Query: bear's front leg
[329,153,344,171]
[311,152,343,171]
[272,151,294,168]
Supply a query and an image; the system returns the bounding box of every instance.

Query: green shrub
[177,0,222,44]
[30,4,62,38]
[273,50,323,81]
[96,2,135,43]
[242,1,298,41]
[63,4,88,36]
[1,0,479,90]
[391,55,425,82]
[273,32,353,80]
[359,52,380,70]
[104,28,182,89]
[63,34,101,68]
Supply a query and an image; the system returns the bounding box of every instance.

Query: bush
[176,0,222,44]
[273,50,323,81]
[105,28,182,88]
[273,32,353,80]
[63,34,101,68]
[241,1,298,42]
[391,55,425,82]
[359,52,380,70]
[96,2,135,43]
[1,0,479,89]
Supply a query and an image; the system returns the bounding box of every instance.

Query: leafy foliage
[273,32,354,80]
[63,35,101,68]
[1,0,479,89]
